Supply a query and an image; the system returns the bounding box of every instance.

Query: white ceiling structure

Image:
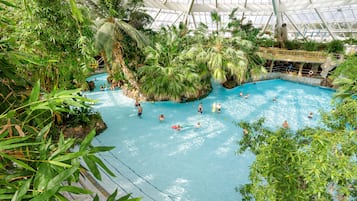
[142,0,357,41]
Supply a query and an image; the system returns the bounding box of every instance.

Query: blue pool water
[85,74,333,201]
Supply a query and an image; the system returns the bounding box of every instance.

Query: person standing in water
[198,102,203,114]
[282,120,289,128]
[137,104,143,117]
[216,103,222,112]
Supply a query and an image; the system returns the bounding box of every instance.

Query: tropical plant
[205,36,249,84]
[303,40,319,51]
[237,117,356,200]
[10,0,96,91]
[139,24,210,101]
[83,0,151,92]
[257,38,276,48]
[327,40,345,54]
[0,80,124,200]
[331,55,357,100]
[1,1,140,200]
[94,11,149,92]
[236,61,357,200]
[210,10,221,35]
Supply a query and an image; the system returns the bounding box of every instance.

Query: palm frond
[115,19,149,49]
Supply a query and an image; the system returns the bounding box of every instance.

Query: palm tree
[205,36,249,84]
[139,28,206,101]
[192,11,266,86]
[82,0,151,91]
[94,14,149,91]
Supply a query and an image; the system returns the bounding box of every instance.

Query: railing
[258,47,328,63]
[265,65,322,77]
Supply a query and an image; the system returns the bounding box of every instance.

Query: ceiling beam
[272,0,282,25]
[191,13,197,29]
[183,0,195,25]
[261,12,274,34]
[149,9,163,28]
[173,12,185,25]
[314,8,336,40]
[143,0,357,13]
[283,12,307,40]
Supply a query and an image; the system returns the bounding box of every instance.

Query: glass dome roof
[142,0,357,41]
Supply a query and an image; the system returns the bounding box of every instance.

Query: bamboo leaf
[59,186,92,194]
[0,135,30,146]
[29,80,40,103]
[53,151,87,162]
[36,123,52,141]
[53,193,68,201]
[83,156,101,180]
[46,160,72,168]
[0,142,42,151]
[11,178,32,201]
[89,146,115,154]
[79,129,96,152]
[89,154,115,177]
[107,189,118,201]
[48,138,75,160]
[45,163,78,190]
[30,188,57,201]
[33,163,53,194]
[0,154,35,172]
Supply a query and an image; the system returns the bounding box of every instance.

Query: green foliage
[303,40,318,51]
[93,3,150,90]
[330,55,357,101]
[236,72,357,200]
[327,40,345,53]
[1,1,140,200]
[8,0,96,91]
[237,118,357,200]
[257,38,276,48]
[331,55,357,80]
[0,85,118,200]
[139,25,210,101]
[285,40,302,50]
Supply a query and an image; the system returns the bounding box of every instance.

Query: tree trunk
[113,42,140,92]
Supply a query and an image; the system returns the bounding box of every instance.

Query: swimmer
[134,99,140,107]
[244,94,250,99]
[171,124,181,131]
[273,97,277,102]
[239,92,243,97]
[137,104,143,117]
[159,114,165,121]
[282,120,289,129]
[216,103,221,112]
[195,122,201,128]
[308,112,313,119]
[198,102,203,114]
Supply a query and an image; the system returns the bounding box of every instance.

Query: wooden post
[269,60,274,73]
[298,63,304,77]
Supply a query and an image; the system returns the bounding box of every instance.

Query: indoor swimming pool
[85,73,334,201]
